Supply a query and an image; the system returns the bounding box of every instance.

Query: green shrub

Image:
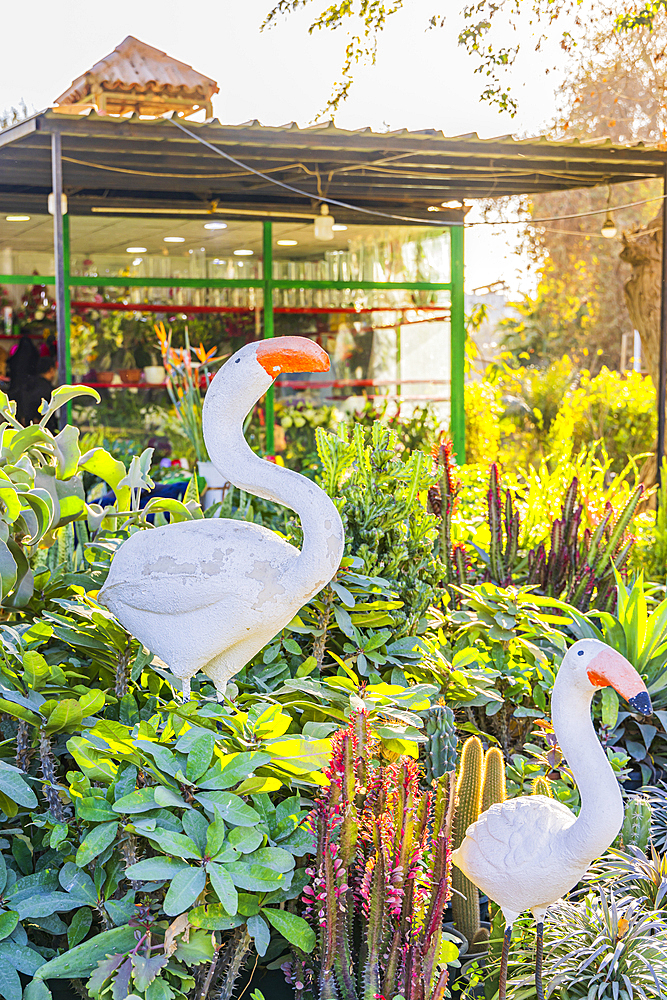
[548,367,656,474]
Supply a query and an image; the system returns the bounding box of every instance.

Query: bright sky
[0,0,571,292]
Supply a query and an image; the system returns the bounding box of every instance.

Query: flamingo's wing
[100,518,299,617]
[453,796,576,888]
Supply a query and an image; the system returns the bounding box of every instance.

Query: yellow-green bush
[548,368,655,473]
[465,380,503,464]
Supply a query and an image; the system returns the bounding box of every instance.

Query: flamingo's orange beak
[256,337,329,378]
[587,647,652,715]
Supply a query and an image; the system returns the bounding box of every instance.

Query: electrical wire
[169,118,447,226]
[165,118,667,229]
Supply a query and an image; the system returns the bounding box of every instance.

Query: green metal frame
[0,218,465,459]
[450,224,465,462]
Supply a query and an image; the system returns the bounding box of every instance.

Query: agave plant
[543,890,667,1000]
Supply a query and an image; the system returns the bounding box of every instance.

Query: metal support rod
[658,161,667,499]
[450,224,465,463]
[51,131,71,427]
[263,220,275,455]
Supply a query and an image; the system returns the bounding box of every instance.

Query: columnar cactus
[294,711,457,1000]
[620,795,652,852]
[452,736,484,946]
[428,436,468,589]
[422,703,457,784]
[481,747,506,812]
[487,464,520,586]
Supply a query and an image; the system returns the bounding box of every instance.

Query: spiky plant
[422,703,457,784]
[641,781,667,853]
[291,712,456,1000]
[619,795,651,852]
[586,845,667,913]
[428,436,467,591]
[542,891,667,999]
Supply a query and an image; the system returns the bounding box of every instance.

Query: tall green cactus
[422,704,457,784]
[481,747,506,812]
[453,736,484,945]
[620,795,651,852]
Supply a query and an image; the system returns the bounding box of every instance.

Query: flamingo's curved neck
[203,373,344,591]
[551,669,623,862]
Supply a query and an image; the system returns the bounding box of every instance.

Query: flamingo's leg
[499,924,512,1000]
[535,921,545,1000]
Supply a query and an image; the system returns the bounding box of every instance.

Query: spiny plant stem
[16,719,31,772]
[39,728,64,822]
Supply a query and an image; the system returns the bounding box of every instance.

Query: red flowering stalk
[294,712,456,1000]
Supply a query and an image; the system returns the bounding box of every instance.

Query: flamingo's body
[451,639,652,998]
[99,337,344,696]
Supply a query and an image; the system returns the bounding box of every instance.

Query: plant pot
[144,365,165,385]
[97,371,115,385]
[198,460,229,510]
[119,368,142,385]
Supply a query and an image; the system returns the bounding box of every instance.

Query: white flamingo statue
[99,336,344,698]
[452,638,652,1000]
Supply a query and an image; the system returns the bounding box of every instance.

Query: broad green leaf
[142,497,194,524]
[44,698,84,734]
[40,385,100,426]
[223,862,286,892]
[208,862,238,915]
[0,910,18,942]
[76,796,117,823]
[0,762,38,808]
[67,906,92,948]
[0,962,21,1000]
[59,863,97,903]
[20,490,54,543]
[78,447,126,491]
[53,424,82,479]
[112,787,157,813]
[163,865,206,916]
[76,821,118,868]
[67,737,118,783]
[205,815,227,859]
[23,650,50,690]
[126,857,191,881]
[131,954,168,992]
[182,810,209,853]
[188,904,244,931]
[261,907,316,953]
[0,938,46,974]
[227,826,263,855]
[153,785,190,810]
[246,847,294,873]
[195,790,260,826]
[0,540,17,602]
[144,830,202,860]
[16,892,94,919]
[79,689,105,717]
[0,698,40,726]
[199,751,272,790]
[30,924,136,980]
[247,914,270,956]
[185,732,215,783]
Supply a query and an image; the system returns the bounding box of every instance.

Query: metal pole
[51,131,70,427]
[450,224,465,463]
[658,162,667,499]
[263,220,275,455]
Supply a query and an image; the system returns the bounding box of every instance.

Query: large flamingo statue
[452,639,652,1000]
[99,336,344,697]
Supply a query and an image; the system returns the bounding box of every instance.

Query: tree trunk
[620,213,663,497]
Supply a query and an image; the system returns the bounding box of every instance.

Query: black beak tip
[629,691,652,716]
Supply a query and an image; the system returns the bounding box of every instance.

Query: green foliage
[548,368,656,475]
[422,703,457,783]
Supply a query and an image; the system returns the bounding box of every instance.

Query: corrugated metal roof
[0,109,663,224]
[54,36,219,105]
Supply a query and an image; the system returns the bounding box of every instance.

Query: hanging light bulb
[601,211,617,238]
[314,204,335,241]
[600,184,617,238]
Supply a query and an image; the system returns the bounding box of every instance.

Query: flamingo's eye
[578,650,584,656]
[235,358,241,364]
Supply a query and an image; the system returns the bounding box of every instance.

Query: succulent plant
[452,736,484,946]
[422,703,457,784]
[531,775,552,797]
[481,747,506,812]
[619,794,652,852]
[641,781,667,853]
[291,711,457,1000]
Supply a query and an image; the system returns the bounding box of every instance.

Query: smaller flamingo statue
[452,638,652,1000]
